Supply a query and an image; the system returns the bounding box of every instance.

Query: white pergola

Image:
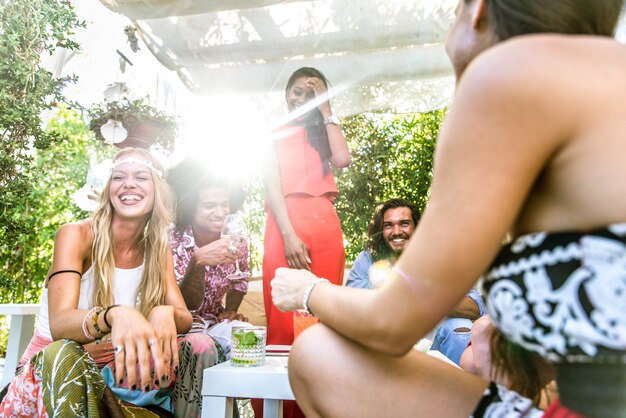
[98,0,457,115]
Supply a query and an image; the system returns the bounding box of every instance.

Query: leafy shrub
[335,110,444,262]
[0,0,84,303]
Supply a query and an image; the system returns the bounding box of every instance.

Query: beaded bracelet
[91,306,105,336]
[302,278,330,317]
[82,306,99,341]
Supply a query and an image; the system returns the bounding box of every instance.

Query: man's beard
[387,234,410,256]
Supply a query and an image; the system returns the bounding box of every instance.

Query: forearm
[304,282,422,356]
[447,296,481,320]
[265,177,296,239]
[325,124,351,168]
[178,257,206,310]
[306,267,469,356]
[224,290,245,312]
[50,308,109,343]
[173,306,193,334]
[318,100,350,167]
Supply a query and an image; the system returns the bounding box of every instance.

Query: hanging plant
[88,97,177,151]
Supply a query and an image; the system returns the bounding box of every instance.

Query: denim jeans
[430,317,473,365]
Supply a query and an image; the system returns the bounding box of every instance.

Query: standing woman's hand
[306,77,331,115]
[107,306,166,392]
[282,232,311,270]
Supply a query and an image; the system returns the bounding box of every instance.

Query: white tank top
[37,264,143,339]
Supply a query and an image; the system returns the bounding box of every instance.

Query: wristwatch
[323,114,340,126]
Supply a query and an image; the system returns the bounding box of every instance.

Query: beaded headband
[111,157,164,180]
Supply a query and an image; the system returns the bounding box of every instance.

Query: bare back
[505,36,626,234]
[383,34,626,341]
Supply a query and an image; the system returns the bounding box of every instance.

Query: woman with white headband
[0,148,219,417]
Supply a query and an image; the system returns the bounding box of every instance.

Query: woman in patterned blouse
[167,157,251,356]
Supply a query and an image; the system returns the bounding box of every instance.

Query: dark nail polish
[155,379,160,386]
[118,378,124,385]
[131,384,137,390]
[144,385,150,392]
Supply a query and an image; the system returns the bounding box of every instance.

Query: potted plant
[88,97,177,151]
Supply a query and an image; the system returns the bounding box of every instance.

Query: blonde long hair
[91,148,173,317]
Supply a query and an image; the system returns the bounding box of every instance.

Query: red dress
[262,125,346,345]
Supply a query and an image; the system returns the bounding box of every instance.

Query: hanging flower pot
[117,116,163,149]
[88,97,177,151]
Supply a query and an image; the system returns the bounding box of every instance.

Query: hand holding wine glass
[220,213,250,280]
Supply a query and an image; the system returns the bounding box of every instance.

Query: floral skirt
[0,333,223,417]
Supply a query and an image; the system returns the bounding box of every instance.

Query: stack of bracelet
[82,306,103,341]
[82,305,119,342]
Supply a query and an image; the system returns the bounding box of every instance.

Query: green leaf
[233,330,260,348]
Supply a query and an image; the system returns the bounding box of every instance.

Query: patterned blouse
[169,227,249,327]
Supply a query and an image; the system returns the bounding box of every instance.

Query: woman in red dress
[263,67,351,345]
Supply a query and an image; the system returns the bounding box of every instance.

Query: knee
[178,333,219,357]
[44,339,83,355]
[39,339,87,369]
[179,332,216,347]
[289,325,335,390]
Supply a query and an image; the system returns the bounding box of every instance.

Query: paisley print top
[484,223,626,364]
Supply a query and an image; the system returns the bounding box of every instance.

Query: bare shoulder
[460,34,626,95]
[55,220,94,251]
[454,34,626,142]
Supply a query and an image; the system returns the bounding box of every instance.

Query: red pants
[262,194,345,345]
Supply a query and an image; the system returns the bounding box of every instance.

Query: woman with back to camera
[263,67,351,345]
[0,148,219,417]
[271,1,626,417]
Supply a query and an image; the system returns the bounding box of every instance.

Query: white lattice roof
[99,0,458,115]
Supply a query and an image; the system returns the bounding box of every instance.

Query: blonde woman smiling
[0,148,220,418]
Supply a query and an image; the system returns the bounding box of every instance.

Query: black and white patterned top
[484,223,626,364]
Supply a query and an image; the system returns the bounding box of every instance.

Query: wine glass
[221,213,250,280]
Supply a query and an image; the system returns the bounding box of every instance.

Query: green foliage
[0,106,112,356]
[0,107,111,305]
[88,97,178,151]
[241,177,266,277]
[0,0,84,303]
[335,110,445,262]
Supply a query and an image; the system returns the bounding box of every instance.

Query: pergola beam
[135,18,451,68]
[176,44,452,96]
[99,0,307,20]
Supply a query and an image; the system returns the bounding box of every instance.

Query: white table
[0,304,40,387]
[201,349,456,418]
[202,355,293,418]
